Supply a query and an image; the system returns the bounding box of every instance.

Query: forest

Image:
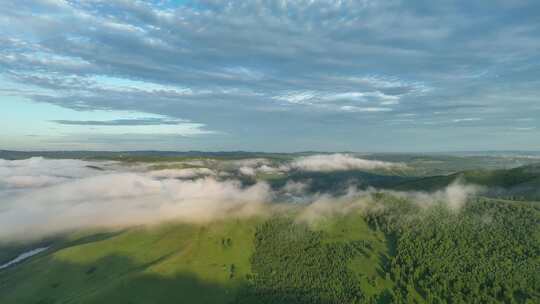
[236,218,366,303]
[234,196,540,304]
[366,196,540,303]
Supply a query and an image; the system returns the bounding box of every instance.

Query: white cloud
[0,158,482,241]
[0,158,273,241]
[452,118,482,123]
[273,90,400,110]
[289,154,405,172]
[2,175,69,189]
[231,158,271,167]
[1,0,538,153]
[386,181,483,211]
[297,181,482,223]
[238,166,256,176]
[0,157,112,190]
[231,159,282,176]
[148,168,215,179]
[339,106,392,112]
[229,154,405,175]
[273,91,318,105]
[258,164,279,174]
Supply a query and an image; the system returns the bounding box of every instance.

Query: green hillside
[0,212,394,304]
[0,219,261,304]
[1,197,539,304]
[395,163,540,200]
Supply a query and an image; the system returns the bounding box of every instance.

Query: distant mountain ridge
[395,163,540,201]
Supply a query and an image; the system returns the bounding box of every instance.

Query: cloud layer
[288,154,406,172]
[233,154,405,176]
[0,158,272,241]
[1,0,539,150]
[0,157,481,241]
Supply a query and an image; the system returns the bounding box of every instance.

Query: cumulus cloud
[288,154,406,172]
[238,164,281,176]
[238,166,256,176]
[229,158,282,176]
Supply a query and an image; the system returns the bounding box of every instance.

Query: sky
[1,0,539,152]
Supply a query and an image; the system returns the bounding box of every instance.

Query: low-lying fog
[0,155,479,241]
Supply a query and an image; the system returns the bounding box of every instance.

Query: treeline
[231,194,539,303]
[235,218,366,304]
[366,195,540,303]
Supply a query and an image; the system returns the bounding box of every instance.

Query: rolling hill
[0,212,394,304]
[394,163,540,201]
[1,196,538,304]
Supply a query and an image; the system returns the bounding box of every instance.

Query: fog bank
[0,158,478,241]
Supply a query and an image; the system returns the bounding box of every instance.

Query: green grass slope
[2,197,538,303]
[0,212,392,304]
[0,219,261,304]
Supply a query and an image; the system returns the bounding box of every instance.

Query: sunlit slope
[4,197,537,303]
[0,219,261,304]
[295,212,396,301]
[0,213,392,304]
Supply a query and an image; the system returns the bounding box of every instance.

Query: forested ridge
[365,196,540,303]
[236,196,539,303]
[236,218,366,303]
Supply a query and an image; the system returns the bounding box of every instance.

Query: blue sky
[1,0,539,152]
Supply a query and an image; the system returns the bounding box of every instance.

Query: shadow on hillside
[0,243,399,304]
[62,230,126,248]
[0,231,124,266]
[234,289,352,304]
[268,170,411,194]
[234,285,396,304]
[0,253,237,304]
[0,239,56,266]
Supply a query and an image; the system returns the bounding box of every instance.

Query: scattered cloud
[452,118,483,123]
[288,154,406,172]
[296,180,482,223]
[238,166,256,176]
[148,168,216,179]
[0,157,481,241]
[389,181,483,211]
[512,127,536,131]
[230,154,405,176]
[339,106,393,112]
[51,117,190,126]
[1,0,540,150]
[0,158,272,241]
